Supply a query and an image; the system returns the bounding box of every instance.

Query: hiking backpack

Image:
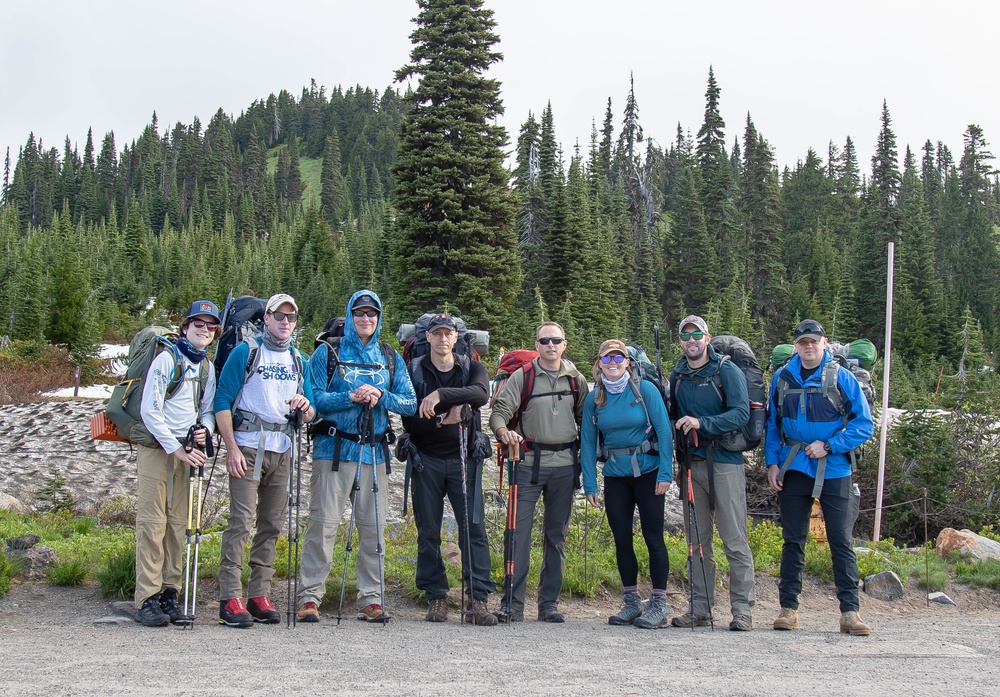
[626,343,669,407]
[213,295,268,378]
[669,335,767,452]
[488,349,538,409]
[101,326,209,447]
[770,340,877,408]
[396,313,489,366]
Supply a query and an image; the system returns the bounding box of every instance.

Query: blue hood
[343,289,385,362]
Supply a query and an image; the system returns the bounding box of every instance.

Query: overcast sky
[3,0,998,175]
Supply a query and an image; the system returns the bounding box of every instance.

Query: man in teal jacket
[670,315,755,631]
[766,319,873,636]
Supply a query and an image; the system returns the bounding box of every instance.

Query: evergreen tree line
[2,67,998,392]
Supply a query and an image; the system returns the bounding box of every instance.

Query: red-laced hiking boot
[247,596,281,624]
[219,598,254,628]
[358,603,390,622]
[297,601,320,623]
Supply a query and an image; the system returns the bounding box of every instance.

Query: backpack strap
[513,363,582,486]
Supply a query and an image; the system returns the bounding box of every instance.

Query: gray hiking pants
[297,460,388,609]
[682,458,756,618]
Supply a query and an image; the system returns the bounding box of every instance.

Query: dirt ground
[2,575,1000,696]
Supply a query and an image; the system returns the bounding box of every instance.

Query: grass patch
[97,544,136,599]
[47,560,88,586]
[955,558,1000,590]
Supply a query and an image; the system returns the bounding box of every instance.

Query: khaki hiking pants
[218,446,289,600]
[134,444,190,608]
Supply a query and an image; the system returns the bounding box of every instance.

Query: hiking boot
[729,613,753,631]
[634,595,670,629]
[358,603,390,622]
[840,611,871,636]
[494,607,523,623]
[219,598,254,628]
[670,612,712,628]
[135,596,170,627]
[297,601,320,623]
[537,607,565,623]
[425,597,448,623]
[157,587,191,625]
[465,598,498,626]
[773,608,798,631]
[247,596,281,624]
[608,592,645,626]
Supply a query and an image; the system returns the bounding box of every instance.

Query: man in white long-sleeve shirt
[134,300,220,627]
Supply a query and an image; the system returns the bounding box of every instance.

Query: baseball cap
[266,293,298,314]
[793,319,827,343]
[678,315,709,335]
[598,339,628,357]
[351,293,380,311]
[184,300,221,323]
[427,314,458,333]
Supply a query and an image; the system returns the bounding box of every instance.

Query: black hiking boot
[135,595,170,627]
[494,607,523,623]
[608,592,645,626]
[157,587,191,625]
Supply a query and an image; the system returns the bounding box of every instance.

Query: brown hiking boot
[840,611,871,636]
[297,601,320,623]
[466,598,498,626]
[425,598,448,622]
[358,603,390,622]
[772,608,798,630]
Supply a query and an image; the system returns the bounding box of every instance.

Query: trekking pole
[503,442,521,621]
[336,457,364,625]
[182,425,212,628]
[683,430,714,631]
[285,407,304,628]
[364,403,388,627]
[583,493,589,604]
[458,411,473,624]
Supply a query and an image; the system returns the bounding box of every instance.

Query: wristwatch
[823,441,832,454]
[435,414,445,429]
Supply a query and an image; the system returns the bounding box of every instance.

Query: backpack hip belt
[233,410,295,481]
[600,438,658,478]
[778,439,829,500]
[523,438,580,488]
[309,419,396,474]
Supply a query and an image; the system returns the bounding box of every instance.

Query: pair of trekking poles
[679,429,715,631]
[336,404,390,627]
[180,425,214,629]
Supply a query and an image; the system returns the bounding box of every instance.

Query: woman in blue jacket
[581,340,673,629]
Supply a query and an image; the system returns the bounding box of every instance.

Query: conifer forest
[2,0,998,398]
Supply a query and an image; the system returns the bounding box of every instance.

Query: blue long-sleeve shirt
[581,379,673,495]
[764,351,873,479]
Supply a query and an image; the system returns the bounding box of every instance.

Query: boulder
[19,545,57,580]
[6,534,41,551]
[928,591,956,606]
[0,491,29,515]
[936,528,1000,562]
[863,570,905,601]
[443,541,462,566]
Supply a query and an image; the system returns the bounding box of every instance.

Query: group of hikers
[129,289,874,636]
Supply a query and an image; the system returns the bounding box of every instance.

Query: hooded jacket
[671,344,749,464]
[764,350,873,480]
[308,290,416,465]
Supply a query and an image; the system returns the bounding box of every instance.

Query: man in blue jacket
[296,290,416,623]
[669,315,755,631]
[765,319,873,636]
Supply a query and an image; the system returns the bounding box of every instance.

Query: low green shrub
[97,544,136,599]
[47,560,88,586]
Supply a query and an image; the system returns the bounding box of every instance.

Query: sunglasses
[600,354,626,364]
[680,331,705,341]
[352,309,379,318]
[190,319,220,331]
[270,311,298,323]
[536,336,564,345]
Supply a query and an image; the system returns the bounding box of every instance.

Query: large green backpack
[105,326,208,447]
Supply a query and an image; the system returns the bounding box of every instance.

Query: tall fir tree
[391,0,522,344]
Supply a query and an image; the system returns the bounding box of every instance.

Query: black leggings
[603,470,669,589]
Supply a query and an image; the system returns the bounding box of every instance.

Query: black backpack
[670,335,766,452]
[213,295,268,377]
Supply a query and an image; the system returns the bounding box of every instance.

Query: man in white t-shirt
[214,293,314,628]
